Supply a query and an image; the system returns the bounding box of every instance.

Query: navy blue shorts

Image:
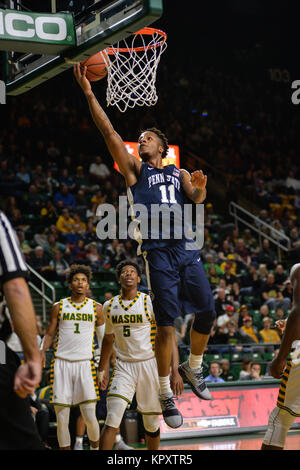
[144,242,215,327]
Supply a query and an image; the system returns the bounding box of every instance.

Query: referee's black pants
[0,345,43,450]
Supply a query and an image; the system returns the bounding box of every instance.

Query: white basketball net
[100,28,167,113]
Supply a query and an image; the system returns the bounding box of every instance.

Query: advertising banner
[160,382,300,439]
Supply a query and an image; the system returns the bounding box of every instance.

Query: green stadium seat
[263,351,276,361]
[205,353,221,363]
[231,353,242,362]
[50,281,66,301]
[231,364,242,380]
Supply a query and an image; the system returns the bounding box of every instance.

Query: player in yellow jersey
[98,260,184,450]
[40,264,105,450]
[262,263,300,450]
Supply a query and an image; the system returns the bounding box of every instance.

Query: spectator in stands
[17,230,32,260]
[56,209,75,234]
[258,264,268,283]
[207,264,222,288]
[204,254,223,274]
[261,303,270,318]
[64,224,85,245]
[224,321,243,352]
[261,272,291,311]
[274,264,287,287]
[49,250,70,282]
[89,155,111,183]
[201,242,219,264]
[53,183,76,210]
[85,242,102,271]
[26,184,43,214]
[44,233,69,258]
[58,168,75,191]
[256,239,276,269]
[29,246,53,276]
[229,281,243,308]
[84,221,98,245]
[214,288,232,317]
[104,292,113,302]
[16,165,31,185]
[290,227,300,255]
[274,306,285,322]
[103,239,126,268]
[239,316,259,344]
[222,263,237,286]
[40,200,58,226]
[239,358,253,379]
[234,238,251,265]
[45,169,60,196]
[237,305,251,327]
[70,239,87,263]
[259,317,281,344]
[220,254,237,276]
[216,305,238,333]
[204,361,225,383]
[219,358,235,382]
[239,362,264,381]
[91,190,106,206]
[74,165,93,193]
[282,278,293,304]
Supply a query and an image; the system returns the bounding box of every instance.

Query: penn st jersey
[127,162,192,252]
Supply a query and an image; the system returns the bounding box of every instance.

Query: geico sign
[0,12,67,41]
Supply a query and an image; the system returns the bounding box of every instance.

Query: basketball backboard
[1,0,163,96]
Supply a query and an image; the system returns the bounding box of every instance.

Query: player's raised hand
[275,319,287,336]
[191,170,207,190]
[73,63,92,96]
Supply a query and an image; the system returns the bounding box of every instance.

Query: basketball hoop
[100,27,167,113]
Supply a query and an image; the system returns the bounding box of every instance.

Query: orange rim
[105,27,167,55]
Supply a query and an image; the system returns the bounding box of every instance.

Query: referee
[0,211,43,450]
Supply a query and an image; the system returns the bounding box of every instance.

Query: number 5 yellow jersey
[103,292,156,362]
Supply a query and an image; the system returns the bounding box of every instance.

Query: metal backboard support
[3,0,163,95]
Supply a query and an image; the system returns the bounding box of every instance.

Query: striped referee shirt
[0,211,28,339]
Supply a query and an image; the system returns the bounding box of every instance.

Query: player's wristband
[98,370,105,382]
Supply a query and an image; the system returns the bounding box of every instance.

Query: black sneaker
[178,361,212,400]
[159,393,183,428]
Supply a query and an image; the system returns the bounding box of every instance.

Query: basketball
[80,52,108,82]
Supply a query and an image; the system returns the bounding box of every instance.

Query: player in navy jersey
[75,64,216,427]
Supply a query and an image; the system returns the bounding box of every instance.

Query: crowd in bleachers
[1,42,300,389]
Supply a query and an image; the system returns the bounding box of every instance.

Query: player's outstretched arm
[180,169,207,203]
[40,302,60,367]
[270,264,300,378]
[73,64,140,186]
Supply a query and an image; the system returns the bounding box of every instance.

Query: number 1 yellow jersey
[54,297,97,361]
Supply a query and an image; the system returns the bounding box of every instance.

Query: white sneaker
[74,441,83,450]
[114,438,134,450]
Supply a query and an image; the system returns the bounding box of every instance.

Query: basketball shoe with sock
[178,361,212,400]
